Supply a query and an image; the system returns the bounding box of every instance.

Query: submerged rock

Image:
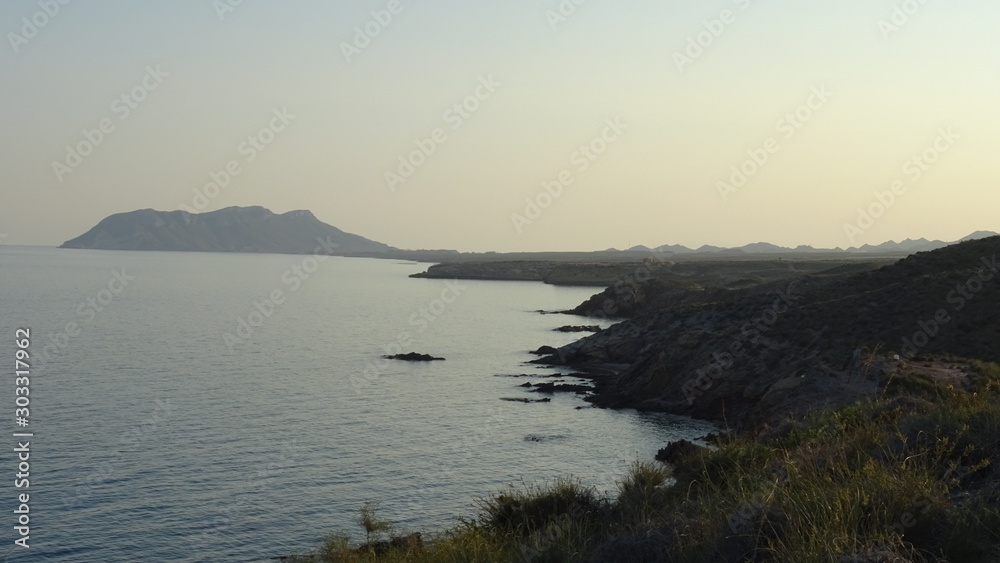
[524,434,567,442]
[500,397,551,403]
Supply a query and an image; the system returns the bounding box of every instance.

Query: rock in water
[383,352,445,361]
[554,325,602,333]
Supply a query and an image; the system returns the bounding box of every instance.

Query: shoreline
[283,238,1000,560]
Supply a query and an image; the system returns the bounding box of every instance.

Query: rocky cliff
[537,237,1000,430]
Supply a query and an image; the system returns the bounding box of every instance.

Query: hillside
[536,236,1000,429]
[60,206,396,255]
[287,238,1000,562]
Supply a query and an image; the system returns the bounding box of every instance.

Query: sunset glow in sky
[2,0,998,251]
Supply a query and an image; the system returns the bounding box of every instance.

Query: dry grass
[288,361,1000,562]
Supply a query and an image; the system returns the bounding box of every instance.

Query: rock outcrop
[384,353,445,362]
[536,237,1000,430]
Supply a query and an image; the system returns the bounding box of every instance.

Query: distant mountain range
[60,206,395,255]
[623,230,999,256]
[60,206,997,260]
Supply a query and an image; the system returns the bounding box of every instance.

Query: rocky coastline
[527,237,1000,431]
[287,237,1000,561]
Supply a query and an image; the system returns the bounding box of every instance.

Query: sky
[1,0,998,252]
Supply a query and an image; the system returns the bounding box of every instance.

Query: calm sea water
[0,246,714,562]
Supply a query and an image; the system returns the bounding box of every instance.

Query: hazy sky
[2,0,998,252]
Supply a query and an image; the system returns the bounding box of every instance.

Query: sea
[0,246,715,562]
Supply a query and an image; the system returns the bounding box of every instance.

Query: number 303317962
[15,329,30,422]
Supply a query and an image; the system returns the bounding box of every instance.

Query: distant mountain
[652,244,696,255]
[962,230,1000,242]
[734,242,788,254]
[852,237,946,253]
[62,207,997,261]
[632,232,999,256]
[60,206,396,255]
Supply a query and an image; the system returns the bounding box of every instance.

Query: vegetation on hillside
[286,358,1000,562]
[284,239,1000,561]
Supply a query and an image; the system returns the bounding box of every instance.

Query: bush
[476,477,606,538]
[615,461,673,524]
[288,359,1000,562]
